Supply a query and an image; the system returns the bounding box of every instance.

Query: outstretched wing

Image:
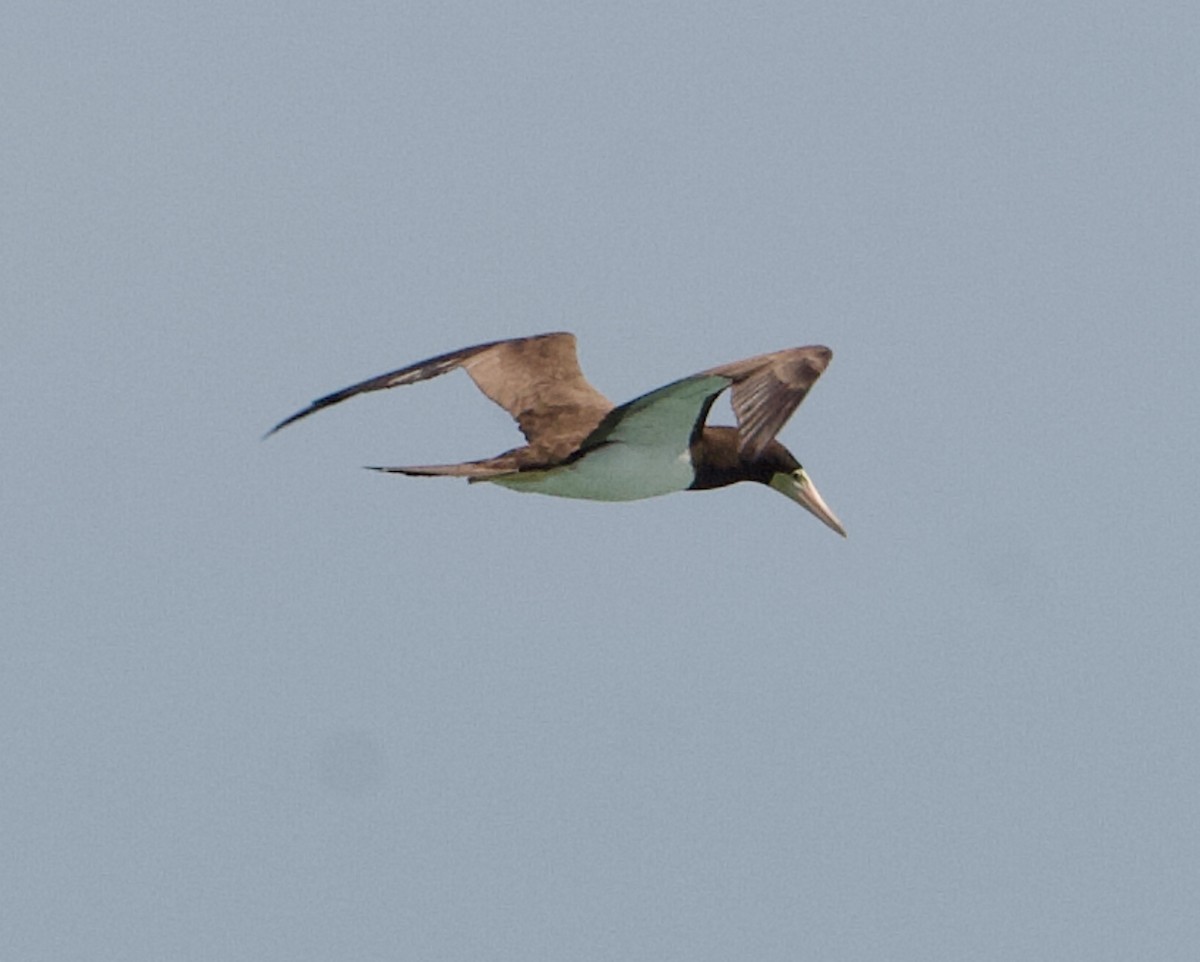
[582,374,732,453]
[582,345,834,461]
[265,332,612,447]
[705,346,833,458]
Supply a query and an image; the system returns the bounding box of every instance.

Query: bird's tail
[365,458,518,482]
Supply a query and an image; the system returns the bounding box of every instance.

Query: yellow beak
[771,467,847,537]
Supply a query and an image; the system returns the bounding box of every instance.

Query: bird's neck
[690,427,757,490]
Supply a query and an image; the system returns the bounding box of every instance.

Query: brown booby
[267,332,845,535]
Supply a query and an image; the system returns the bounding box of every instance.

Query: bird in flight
[266,332,845,535]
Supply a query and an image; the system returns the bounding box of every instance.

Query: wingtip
[262,405,317,440]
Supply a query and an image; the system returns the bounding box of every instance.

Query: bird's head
[692,428,846,536]
[766,458,847,537]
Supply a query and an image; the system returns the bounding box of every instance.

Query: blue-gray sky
[5,2,1198,959]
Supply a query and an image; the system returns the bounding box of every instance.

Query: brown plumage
[267,332,845,534]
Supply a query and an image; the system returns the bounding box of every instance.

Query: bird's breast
[488,441,695,502]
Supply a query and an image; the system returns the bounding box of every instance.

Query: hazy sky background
[5,2,1198,959]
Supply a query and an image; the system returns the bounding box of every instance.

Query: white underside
[488,443,695,501]
[487,372,731,502]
